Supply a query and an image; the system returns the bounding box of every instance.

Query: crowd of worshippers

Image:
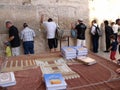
[90,19,120,61]
[3,15,120,73]
[91,19,120,74]
[4,22,35,57]
[4,15,120,59]
[4,15,58,57]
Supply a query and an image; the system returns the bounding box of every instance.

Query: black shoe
[93,51,98,53]
[104,51,109,53]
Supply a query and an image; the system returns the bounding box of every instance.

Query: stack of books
[74,46,88,57]
[61,47,76,59]
[44,73,67,90]
[0,72,16,87]
[77,56,97,65]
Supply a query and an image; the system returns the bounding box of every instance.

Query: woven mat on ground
[0,52,120,90]
[1,59,37,72]
[35,58,80,80]
[0,52,61,72]
[38,52,120,90]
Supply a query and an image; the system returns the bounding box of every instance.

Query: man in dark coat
[75,19,87,47]
[104,20,113,52]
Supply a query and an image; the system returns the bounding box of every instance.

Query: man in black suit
[104,20,113,52]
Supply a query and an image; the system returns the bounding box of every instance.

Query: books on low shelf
[0,72,16,87]
[77,56,97,65]
[61,47,76,59]
[61,46,88,59]
[73,46,88,56]
[44,73,67,90]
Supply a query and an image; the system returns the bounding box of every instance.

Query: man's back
[75,23,87,40]
[43,22,57,39]
[105,25,113,37]
[112,24,118,34]
[21,27,35,42]
[9,25,20,47]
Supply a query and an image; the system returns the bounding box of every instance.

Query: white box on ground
[77,56,97,65]
[61,46,76,59]
[0,72,16,87]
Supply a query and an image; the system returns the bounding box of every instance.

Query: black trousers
[114,33,118,41]
[92,35,99,53]
[105,37,111,51]
[48,38,58,49]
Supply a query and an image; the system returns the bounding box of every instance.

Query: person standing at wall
[6,21,20,56]
[91,20,100,53]
[104,20,113,52]
[75,19,87,47]
[40,15,58,52]
[21,23,36,54]
[100,22,107,51]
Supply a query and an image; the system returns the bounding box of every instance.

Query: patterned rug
[35,58,80,80]
[1,60,37,72]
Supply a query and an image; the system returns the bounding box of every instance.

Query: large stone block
[0,0,23,5]
[0,0,90,55]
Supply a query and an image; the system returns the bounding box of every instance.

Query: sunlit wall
[89,0,120,24]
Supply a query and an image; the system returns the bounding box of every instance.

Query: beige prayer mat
[35,58,80,80]
[1,60,37,72]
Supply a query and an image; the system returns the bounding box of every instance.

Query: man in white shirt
[112,21,118,41]
[21,23,36,54]
[40,15,58,52]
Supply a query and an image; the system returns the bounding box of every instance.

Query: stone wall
[0,0,90,55]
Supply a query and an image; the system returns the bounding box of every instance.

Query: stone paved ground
[96,50,120,62]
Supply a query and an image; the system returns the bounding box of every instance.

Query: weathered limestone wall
[0,0,89,55]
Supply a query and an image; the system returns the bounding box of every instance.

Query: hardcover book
[0,72,16,87]
[44,73,67,90]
